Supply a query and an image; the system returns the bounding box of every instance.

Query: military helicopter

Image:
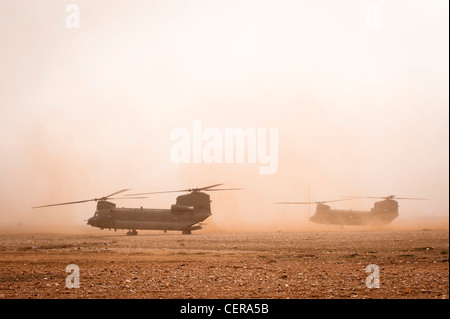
[277,195,428,226]
[32,184,240,235]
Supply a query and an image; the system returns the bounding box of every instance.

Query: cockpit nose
[87,217,94,226]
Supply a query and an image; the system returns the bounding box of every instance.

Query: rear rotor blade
[276,197,359,205]
[357,196,428,200]
[125,190,188,196]
[125,184,233,196]
[393,197,429,200]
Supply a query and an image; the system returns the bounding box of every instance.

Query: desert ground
[0,228,448,299]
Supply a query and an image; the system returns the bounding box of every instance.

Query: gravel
[0,230,448,299]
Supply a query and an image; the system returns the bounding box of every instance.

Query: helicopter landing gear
[182,229,191,235]
[127,229,138,236]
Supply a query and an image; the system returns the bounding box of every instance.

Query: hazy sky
[0,0,448,230]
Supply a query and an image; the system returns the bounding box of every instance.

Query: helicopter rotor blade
[365,196,390,199]
[196,184,224,191]
[104,189,131,198]
[125,190,188,196]
[205,188,242,192]
[392,197,428,200]
[108,197,148,200]
[354,196,429,200]
[125,184,237,196]
[276,197,359,205]
[321,198,360,203]
[32,189,133,209]
[32,199,96,209]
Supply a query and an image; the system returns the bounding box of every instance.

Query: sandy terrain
[0,229,448,299]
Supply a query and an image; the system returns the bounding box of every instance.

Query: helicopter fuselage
[87,192,212,235]
[87,206,210,232]
[309,199,399,226]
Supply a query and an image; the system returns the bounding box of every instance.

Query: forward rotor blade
[197,184,224,191]
[32,189,134,209]
[125,190,187,196]
[32,199,95,209]
[206,188,242,192]
[105,189,131,198]
[394,197,429,200]
[322,198,359,203]
[365,196,388,199]
[108,197,148,200]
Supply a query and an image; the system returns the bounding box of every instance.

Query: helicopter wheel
[182,229,191,235]
[127,230,138,236]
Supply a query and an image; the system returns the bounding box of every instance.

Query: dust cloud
[0,0,448,233]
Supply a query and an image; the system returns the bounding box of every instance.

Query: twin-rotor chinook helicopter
[32,184,241,235]
[33,185,428,234]
[277,195,428,227]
